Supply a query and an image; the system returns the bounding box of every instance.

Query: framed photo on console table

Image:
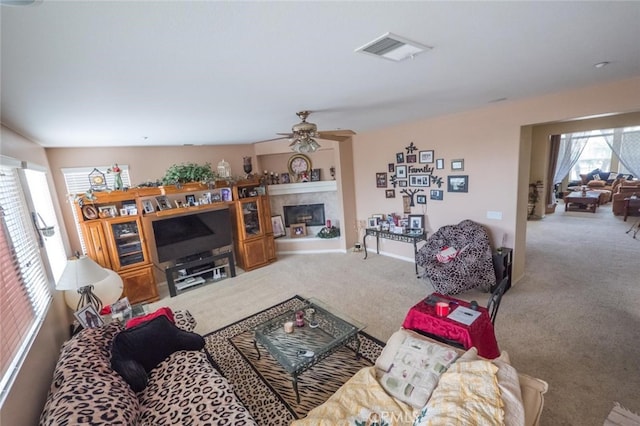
[408,214,424,231]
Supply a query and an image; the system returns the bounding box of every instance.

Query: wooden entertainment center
[72,179,275,303]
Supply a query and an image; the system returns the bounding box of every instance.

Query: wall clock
[288,154,312,176]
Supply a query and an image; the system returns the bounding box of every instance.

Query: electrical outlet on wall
[487,211,503,220]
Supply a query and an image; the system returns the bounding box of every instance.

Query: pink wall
[352,76,640,280]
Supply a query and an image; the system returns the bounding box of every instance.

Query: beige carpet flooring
[149,202,640,426]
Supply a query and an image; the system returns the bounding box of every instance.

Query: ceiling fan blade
[254,136,289,143]
[276,132,294,137]
[317,129,356,141]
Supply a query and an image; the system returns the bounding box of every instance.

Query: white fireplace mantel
[267,180,337,196]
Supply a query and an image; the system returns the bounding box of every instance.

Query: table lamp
[57,255,123,312]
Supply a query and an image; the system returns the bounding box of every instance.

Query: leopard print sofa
[40,311,257,426]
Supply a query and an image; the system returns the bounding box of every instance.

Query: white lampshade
[63,268,123,311]
[57,255,108,290]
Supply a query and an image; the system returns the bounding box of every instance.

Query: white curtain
[552,131,590,184]
[606,129,640,178]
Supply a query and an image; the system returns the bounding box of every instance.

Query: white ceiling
[1,1,639,148]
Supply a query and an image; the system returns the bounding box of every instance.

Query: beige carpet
[149,201,640,426]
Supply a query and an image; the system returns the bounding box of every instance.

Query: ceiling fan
[275,111,354,153]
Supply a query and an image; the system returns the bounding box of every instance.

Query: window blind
[0,162,51,404]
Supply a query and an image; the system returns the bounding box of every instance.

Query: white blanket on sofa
[291,366,416,426]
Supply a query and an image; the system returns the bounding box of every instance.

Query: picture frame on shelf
[396,152,405,163]
[185,194,196,206]
[416,195,427,204]
[372,213,384,224]
[155,196,172,210]
[290,223,307,238]
[271,215,285,238]
[436,158,445,169]
[311,168,321,182]
[74,304,104,329]
[430,189,444,200]
[451,159,464,171]
[220,188,232,201]
[409,174,431,187]
[98,205,118,218]
[396,165,407,179]
[281,172,290,184]
[447,175,469,193]
[408,214,424,231]
[385,189,395,198]
[376,172,387,188]
[419,150,434,163]
[142,199,155,214]
[82,205,98,220]
[367,217,378,228]
[119,208,128,216]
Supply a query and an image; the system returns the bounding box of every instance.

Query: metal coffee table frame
[253,298,365,403]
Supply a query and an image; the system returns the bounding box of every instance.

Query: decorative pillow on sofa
[379,334,458,408]
[111,315,205,392]
[125,306,174,329]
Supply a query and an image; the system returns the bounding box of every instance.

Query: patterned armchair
[416,219,496,295]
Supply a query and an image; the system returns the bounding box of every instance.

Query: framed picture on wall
[451,159,464,171]
[416,194,427,204]
[385,189,395,198]
[396,165,407,179]
[419,150,434,163]
[436,158,445,169]
[447,175,469,193]
[430,189,444,200]
[396,152,405,163]
[376,172,387,188]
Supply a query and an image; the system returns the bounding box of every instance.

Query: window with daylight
[62,166,131,253]
[0,158,52,405]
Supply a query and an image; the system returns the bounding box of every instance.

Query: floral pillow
[379,335,458,408]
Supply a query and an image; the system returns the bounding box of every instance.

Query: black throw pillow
[111,315,204,392]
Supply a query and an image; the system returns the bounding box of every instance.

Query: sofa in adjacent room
[39,310,257,426]
[612,181,640,215]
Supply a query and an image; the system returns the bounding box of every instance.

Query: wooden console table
[363,228,427,275]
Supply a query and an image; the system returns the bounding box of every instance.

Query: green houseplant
[161,162,217,185]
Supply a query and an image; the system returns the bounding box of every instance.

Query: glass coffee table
[253,298,365,403]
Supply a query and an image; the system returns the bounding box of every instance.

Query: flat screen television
[152,208,232,263]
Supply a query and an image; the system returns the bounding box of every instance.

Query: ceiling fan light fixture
[288,111,321,153]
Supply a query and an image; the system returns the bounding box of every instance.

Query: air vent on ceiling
[355,32,432,62]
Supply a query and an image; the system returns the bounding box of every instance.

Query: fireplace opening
[283,204,325,227]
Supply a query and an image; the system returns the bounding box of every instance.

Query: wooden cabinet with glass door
[230,179,276,271]
[72,190,158,304]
